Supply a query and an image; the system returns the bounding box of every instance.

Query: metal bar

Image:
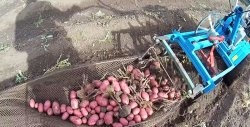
[161,40,195,90]
[193,40,213,51]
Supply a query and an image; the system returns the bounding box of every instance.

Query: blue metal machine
[154,5,250,97]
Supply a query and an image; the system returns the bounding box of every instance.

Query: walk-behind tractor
[154,3,250,97]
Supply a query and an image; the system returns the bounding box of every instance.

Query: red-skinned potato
[112,81,121,92]
[150,79,160,87]
[158,92,168,98]
[126,65,134,73]
[88,114,99,126]
[95,106,101,113]
[129,101,138,109]
[112,123,123,127]
[47,108,53,116]
[168,91,175,100]
[121,94,129,105]
[29,99,35,108]
[144,69,150,77]
[109,100,117,107]
[86,106,91,112]
[107,76,117,82]
[71,99,79,109]
[66,106,73,114]
[132,69,143,80]
[34,103,38,109]
[139,108,148,120]
[90,110,96,114]
[61,112,69,120]
[96,95,108,106]
[70,90,77,99]
[161,79,168,86]
[175,91,181,99]
[129,120,136,125]
[134,115,142,123]
[80,100,89,108]
[69,116,82,125]
[127,114,134,121]
[119,80,130,94]
[141,91,149,101]
[99,112,105,119]
[145,107,153,116]
[107,105,113,111]
[82,117,87,124]
[96,119,104,125]
[152,87,159,94]
[81,107,88,117]
[52,101,60,115]
[132,108,140,115]
[38,103,43,113]
[92,80,102,88]
[74,109,83,118]
[89,101,98,109]
[104,111,113,125]
[43,100,51,112]
[120,118,129,126]
[113,106,119,112]
[99,80,110,92]
[60,104,66,113]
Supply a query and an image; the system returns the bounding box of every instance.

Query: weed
[15,70,28,84]
[99,31,113,44]
[34,14,44,28]
[0,43,10,52]
[40,34,53,51]
[44,54,71,74]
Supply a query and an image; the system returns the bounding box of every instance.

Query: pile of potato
[29,61,182,127]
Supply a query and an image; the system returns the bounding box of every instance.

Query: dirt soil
[0,0,249,127]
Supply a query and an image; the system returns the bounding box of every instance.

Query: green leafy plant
[15,70,28,84]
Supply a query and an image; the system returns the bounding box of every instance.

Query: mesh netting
[0,56,181,127]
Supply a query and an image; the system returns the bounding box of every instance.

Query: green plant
[44,54,71,74]
[0,43,10,52]
[34,14,44,28]
[15,70,28,84]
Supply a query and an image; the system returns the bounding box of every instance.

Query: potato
[99,112,105,119]
[158,92,168,98]
[139,108,148,120]
[66,106,74,114]
[141,91,149,101]
[150,93,158,100]
[119,80,130,94]
[175,91,181,99]
[104,112,113,125]
[162,85,170,91]
[96,95,108,106]
[134,115,141,123]
[150,79,159,87]
[107,105,113,111]
[99,80,110,92]
[120,118,129,126]
[126,65,134,73]
[129,101,138,109]
[71,99,79,109]
[144,69,150,77]
[92,80,102,88]
[86,106,91,112]
[113,106,119,112]
[151,61,161,69]
[161,79,168,86]
[81,107,88,116]
[132,69,143,80]
[60,104,66,113]
[61,112,69,120]
[129,120,136,126]
[95,106,101,113]
[168,91,175,100]
[107,76,117,82]
[132,108,140,115]
[82,117,87,124]
[38,103,43,113]
[152,87,159,94]
[148,75,156,80]
[88,114,99,126]
[69,116,82,125]
[96,119,104,125]
[47,108,53,116]
[34,103,38,109]
[127,114,134,121]
[29,99,35,108]
[109,100,117,107]
[112,123,123,127]
[89,101,98,109]
[112,81,121,92]
[74,109,83,118]
[145,107,153,116]
[90,110,96,114]
[80,100,89,108]
[121,94,129,105]
[70,90,77,99]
